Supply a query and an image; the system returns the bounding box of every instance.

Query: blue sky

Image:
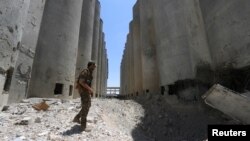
[100,0,136,87]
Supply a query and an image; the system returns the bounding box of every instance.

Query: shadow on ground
[127,92,239,141]
[62,125,82,136]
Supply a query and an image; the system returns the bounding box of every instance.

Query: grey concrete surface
[203,84,250,124]
[200,0,250,68]
[74,0,96,98]
[0,0,108,106]
[121,0,250,98]
[28,0,83,99]
[132,3,143,95]
[138,0,160,94]
[0,0,31,105]
[91,0,101,97]
[8,0,46,104]
[96,20,103,97]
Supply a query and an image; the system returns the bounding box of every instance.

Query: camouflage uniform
[73,69,93,130]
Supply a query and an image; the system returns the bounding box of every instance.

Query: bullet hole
[3,67,14,92]
[146,89,149,93]
[7,26,14,33]
[54,83,63,95]
[69,85,73,96]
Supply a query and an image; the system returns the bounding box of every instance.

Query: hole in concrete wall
[168,84,175,95]
[69,85,73,96]
[146,89,149,93]
[3,67,14,92]
[54,83,63,95]
[161,86,165,95]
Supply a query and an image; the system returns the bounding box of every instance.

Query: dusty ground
[0,94,238,141]
[0,98,152,141]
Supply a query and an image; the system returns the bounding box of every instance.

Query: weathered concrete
[123,45,129,95]
[152,0,212,87]
[203,84,250,124]
[120,56,124,95]
[132,2,143,95]
[104,47,108,96]
[0,74,8,109]
[74,0,96,98]
[0,0,31,105]
[200,0,250,68]
[8,0,46,104]
[28,0,83,99]
[96,20,103,97]
[100,36,105,96]
[91,0,101,97]
[101,35,107,96]
[127,32,135,96]
[132,2,143,96]
[139,0,160,94]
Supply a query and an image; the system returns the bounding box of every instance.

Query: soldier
[73,61,96,132]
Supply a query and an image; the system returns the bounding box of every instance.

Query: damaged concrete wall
[0,0,108,106]
[199,0,250,92]
[0,0,31,106]
[28,0,83,99]
[138,0,160,94]
[121,0,250,98]
[153,0,212,87]
[8,0,46,104]
[200,0,250,68]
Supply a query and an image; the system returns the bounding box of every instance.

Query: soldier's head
[87,61,96,71]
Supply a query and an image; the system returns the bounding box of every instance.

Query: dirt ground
[0,94,238,141]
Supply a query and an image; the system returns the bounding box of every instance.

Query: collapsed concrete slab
[202,84,250,124]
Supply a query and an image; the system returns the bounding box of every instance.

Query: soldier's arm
[78,70,93,94]
[79,78,93,94]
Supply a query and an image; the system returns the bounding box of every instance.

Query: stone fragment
[32,101,49,111]
[15,117,31,125]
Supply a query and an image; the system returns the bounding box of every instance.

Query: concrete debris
[14,117,31,125]
[38,131,49,136]
[202,84,250,124]
[14,136,26,141]
[1,106,9,111]
[0,98,147,141]
[32,101,49,111]
[34,117,41,123]
[21,99,30,103]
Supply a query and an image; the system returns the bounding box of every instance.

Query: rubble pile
[132,93,239,141]
[0,98,149,141]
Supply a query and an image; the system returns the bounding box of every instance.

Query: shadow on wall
[127,65,250,141]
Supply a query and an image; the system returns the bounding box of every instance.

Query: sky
[100,0,136,87]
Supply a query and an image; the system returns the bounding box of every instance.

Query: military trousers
[74,92,91,129]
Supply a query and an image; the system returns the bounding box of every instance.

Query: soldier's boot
[80,118,90,132]
[83,127,92,132]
